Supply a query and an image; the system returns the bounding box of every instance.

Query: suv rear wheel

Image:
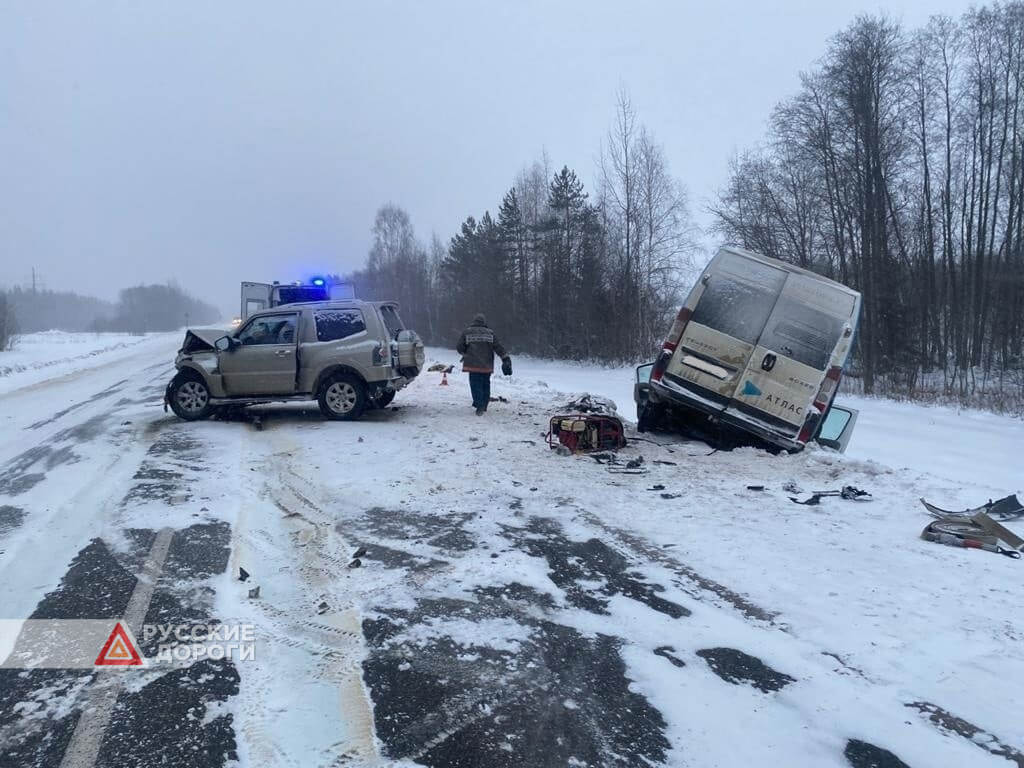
[318,374,366,420]
[168,372,214,421]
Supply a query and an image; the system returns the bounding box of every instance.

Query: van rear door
[662,250,788,409]
[726,274,857,438]
[240,282,273,320]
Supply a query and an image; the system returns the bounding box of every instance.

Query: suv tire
[318,374,366,420]
[168,372,214,421]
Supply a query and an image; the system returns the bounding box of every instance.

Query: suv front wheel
[168,372,214,421]
[318,374,366,421]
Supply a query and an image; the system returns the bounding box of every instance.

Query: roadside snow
[0,331,167,396]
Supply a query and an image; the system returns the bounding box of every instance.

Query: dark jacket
[457,314,508,373]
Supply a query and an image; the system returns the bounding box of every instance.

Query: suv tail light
[651,307,692,382]
[797,366,842,443]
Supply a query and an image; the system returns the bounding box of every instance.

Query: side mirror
[214,335,234,352]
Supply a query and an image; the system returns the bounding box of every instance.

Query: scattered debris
[790,486,872,505]
[921,494,1023,521]
[489,396,509,403]
[548,413,626,453]
[659,493,681,499]
[562,394,618,415]
[348,558,362,568]
[782,481,803,494]
[247,585,260,599]
[648,484,666,491]
[316,601,329,615]
[921,511,1022,559]
[746,485,765,491]
[652,459,677,466]
[427,362,454,373]
[353,546,367,559]
[238,567,250,582]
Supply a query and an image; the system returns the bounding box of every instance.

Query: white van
[637,246,861,452]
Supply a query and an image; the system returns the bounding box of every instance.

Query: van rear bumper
[649,376,806,451]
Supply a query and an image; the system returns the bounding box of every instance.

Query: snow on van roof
[717,245,861,297]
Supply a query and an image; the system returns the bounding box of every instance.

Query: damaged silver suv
[165,300,424,421]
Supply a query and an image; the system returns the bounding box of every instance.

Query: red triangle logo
[94,622,143,666]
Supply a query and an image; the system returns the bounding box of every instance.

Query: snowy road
[1,335,1022,767]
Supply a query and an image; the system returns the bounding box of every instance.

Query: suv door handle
[760,353,776,372]
[275,349,291,356]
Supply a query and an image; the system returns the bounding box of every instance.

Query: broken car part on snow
[919,497,1024,559]
[788,486,873,505]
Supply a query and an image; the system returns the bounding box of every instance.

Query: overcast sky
[1,0,976,313]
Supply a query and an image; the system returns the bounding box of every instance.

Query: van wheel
[318,375,366,420]
[168,372,214,421]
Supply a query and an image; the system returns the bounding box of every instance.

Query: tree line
[347,91,698,362]
[0,283,220,339]
[711,4,1024,410]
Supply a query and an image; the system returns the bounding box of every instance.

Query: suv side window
[238,314,297,345]
[314,309,366,342]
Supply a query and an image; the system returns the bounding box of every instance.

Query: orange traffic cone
[440,371,449,386]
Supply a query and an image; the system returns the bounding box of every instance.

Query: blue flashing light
[311,277,325,287]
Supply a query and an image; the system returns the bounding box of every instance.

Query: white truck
[240,279,355,320]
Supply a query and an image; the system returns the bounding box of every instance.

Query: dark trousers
[468,372,491,409]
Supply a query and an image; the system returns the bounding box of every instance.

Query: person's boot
[475,407,485,416]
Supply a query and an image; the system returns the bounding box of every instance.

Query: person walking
[456,313,512,415]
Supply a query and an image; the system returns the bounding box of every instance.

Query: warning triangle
[95,622,143,666]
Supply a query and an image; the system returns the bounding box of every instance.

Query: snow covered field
[0,333,1021,767]
[0,331,162,396]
